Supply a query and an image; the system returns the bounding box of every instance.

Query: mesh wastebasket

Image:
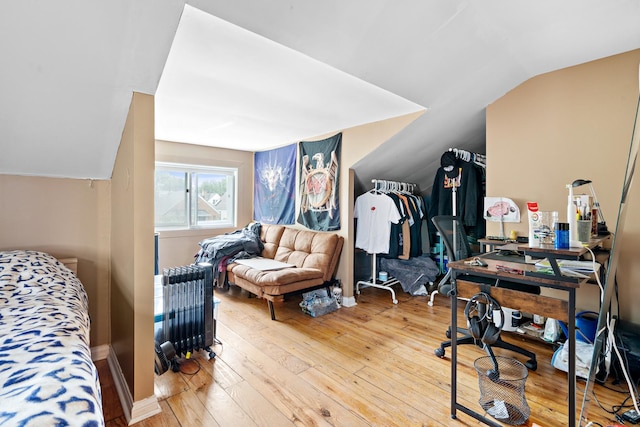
[474,356,530,425]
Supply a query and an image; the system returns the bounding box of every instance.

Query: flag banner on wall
[297,133,341,231]
[254,143,297,224]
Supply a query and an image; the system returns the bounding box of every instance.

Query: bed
[0,250,104,426]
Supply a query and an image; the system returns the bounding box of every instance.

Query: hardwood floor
[99,284,628,426]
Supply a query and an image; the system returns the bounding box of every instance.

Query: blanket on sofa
[194,223,264,280]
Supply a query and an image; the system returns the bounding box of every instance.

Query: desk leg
[568,288,576,427]
[451,278,458,420]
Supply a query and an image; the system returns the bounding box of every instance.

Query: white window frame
[154,161,238,231]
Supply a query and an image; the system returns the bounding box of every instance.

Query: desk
[478,237,513,253]
[447,238,607,427]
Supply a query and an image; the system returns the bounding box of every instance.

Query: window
[155,162,237,230]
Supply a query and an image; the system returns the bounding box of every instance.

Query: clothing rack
[428,149,486,306]
[371,178,416,194]
[449,148,486,169]
[355,179,416,304]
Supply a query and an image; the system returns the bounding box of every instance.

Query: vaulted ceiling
[2,1,639,195]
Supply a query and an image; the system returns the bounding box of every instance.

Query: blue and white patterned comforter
[0,250,104,427]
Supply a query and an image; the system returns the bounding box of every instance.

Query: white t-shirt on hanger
[354,191,401,254]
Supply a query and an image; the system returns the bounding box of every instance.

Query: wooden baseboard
[105,346,161,425]
[341,296,357,307]
[129,396,162,425]
[91,344,110,361]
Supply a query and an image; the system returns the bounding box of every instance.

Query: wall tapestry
[254,143,297,224]
[297,133,341,231]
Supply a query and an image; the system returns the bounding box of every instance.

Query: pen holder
[577,220,592,243]
[536,211,558,245]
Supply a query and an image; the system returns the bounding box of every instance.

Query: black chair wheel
[525,359,537,371]
[434,347,445,358]
[445,327,452,339]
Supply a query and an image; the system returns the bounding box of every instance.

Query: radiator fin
[159,263,214,357]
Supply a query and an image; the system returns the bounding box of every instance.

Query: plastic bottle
[527,201,540,246]
[567,185,578,245]
[555,222,570,249]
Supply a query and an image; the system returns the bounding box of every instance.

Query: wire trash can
[474,356,530,425]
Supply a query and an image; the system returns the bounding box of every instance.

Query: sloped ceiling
[0,0,184,179]
[155,5,425,152]
[2,1,640,195]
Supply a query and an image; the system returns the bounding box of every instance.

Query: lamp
[571,179,609,235]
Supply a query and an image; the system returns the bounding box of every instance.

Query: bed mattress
[0,250,104,426]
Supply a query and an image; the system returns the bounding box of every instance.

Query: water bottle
[511,310,522,328]
[554,222,570,249]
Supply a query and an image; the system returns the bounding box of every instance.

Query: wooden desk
[447,238,607,427]
[477,237,512,252]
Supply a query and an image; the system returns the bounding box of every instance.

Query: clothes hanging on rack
[449,147,486,169]
[429,151,482,226]
[427,150,486,243]
[354,190,401,254]
[384,192,409,258]
[355,179,433,303]
[404,192,424,257]
[449,148,487,239]
[360,179,425,259]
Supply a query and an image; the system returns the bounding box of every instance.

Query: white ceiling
[2,0,640,194]
[0,0,184,179]
[155,5,424,151]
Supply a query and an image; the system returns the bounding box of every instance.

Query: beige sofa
[226,224,344,320]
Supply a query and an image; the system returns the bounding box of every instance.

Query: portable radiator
[159,263,216,360]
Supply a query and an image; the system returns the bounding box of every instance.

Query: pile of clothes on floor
[379,255,440,296]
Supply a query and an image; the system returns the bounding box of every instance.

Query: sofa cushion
[261,224,285,259]
[230,264,323,287]
[273,228,341,283]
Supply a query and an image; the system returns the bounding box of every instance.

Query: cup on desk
[537,211,558,244]
[502,308,521,332]
[577,220,592,243]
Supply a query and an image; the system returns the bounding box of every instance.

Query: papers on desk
[534,259,600,278]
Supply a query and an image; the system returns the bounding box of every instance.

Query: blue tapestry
[297,133,341,231]
[254,144,297,224]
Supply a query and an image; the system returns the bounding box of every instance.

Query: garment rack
[449,147,486,169]
[355,179,415,304]
[428,149,486,306]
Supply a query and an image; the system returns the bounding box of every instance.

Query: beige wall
[111,92,156,400]
[487,49,640,321]
[155,111,423,300]
[281,113,424,299]
[0,175,111,346]
[155,140,254,269]
[336,111,424,297]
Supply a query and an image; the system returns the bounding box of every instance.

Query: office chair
[431,215,538,371]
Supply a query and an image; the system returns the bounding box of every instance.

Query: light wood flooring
[98,284,630,426]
